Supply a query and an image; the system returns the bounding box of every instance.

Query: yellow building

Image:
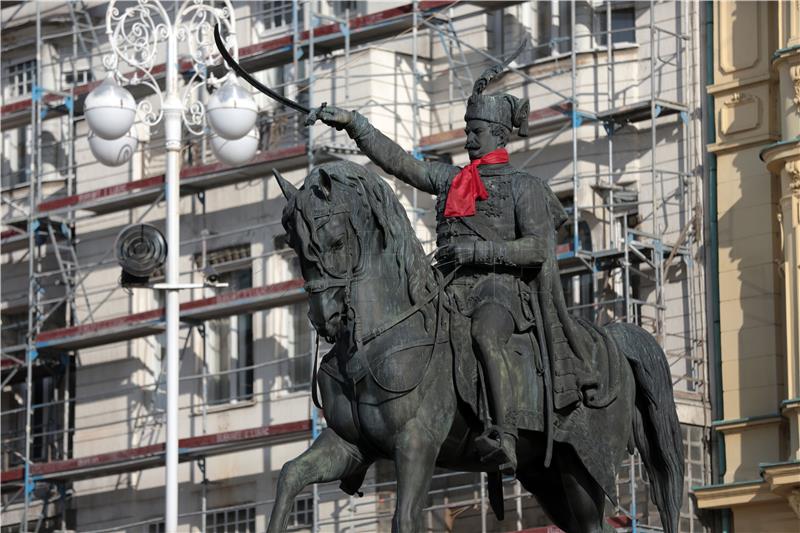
[694,1,800,531]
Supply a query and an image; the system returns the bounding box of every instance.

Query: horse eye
[332,238,345,250]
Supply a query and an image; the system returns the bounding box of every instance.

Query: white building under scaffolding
[1,2,709,532]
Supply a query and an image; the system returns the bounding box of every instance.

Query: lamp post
[84,2,257,530]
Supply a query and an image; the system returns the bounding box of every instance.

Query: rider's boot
[475,425,517,474]
[498,431,517,475]
[476,353,517,474]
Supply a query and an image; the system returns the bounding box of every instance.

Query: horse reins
[305,205,458,408]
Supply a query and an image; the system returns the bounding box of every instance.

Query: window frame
[147,521,165,533]
[330,1,366,19]
[204,267,255,406]
[596,3,637,47]
[5,58,37,99]
[255,0,294,38]
[195,245,255,408]
[285,302,312,394]
[63,68,94,87]
[207,505,256,533]
[287,493,314,531]
[2,375,62,467]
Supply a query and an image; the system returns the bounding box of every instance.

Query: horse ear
[319,168,333,201]
[272,169,297,202]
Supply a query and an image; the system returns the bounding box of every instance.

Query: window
[680,424,708,532]
[286,303,312,392]
[6,59,36,98]
[274,233,302,280]
[2,377,61,467]
[205,264,254,406]
[147,522,165,533]
[63,69,93,87]
[561,273,595,323]
[555,1,574,54]
[208,506,256,533]
[1,312,27,349]
[1,385,25,469]
[520,1,574,57]
[556,218,592,255]
[195,244,253,405]
[197,245,254,405]
[1,126,31,188]
[273,234,311,392]
[331,1,364,18]
[288,494,313,530]
[598,6,636,46]
[261,1,292,30]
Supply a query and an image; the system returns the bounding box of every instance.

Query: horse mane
[283,161,437,316]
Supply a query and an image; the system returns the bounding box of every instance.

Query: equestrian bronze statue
[215,28,684,533]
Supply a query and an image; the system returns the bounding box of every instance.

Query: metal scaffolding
[1,1,708,531]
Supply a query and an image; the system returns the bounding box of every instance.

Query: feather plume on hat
[465,40,530,138]
[471,40,527,96]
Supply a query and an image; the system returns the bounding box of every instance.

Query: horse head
[274,162,436,345]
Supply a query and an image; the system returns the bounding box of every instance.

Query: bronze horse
[267,161,683,533]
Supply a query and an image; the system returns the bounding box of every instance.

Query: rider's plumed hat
[464,41,529,137]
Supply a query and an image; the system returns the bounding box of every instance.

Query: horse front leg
[392,420,442,533]
[267,428,371,533]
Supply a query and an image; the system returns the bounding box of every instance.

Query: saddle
[450,303,622,434]
[450,308,544,433]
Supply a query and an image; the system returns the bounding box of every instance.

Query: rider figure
[310,58,598,474]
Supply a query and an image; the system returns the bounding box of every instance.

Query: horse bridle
[303,204,365,333]
[303,201,457,408]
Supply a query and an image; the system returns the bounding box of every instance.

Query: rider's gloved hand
[435,242,474,266]
[306,105,353,130]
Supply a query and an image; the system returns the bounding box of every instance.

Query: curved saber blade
[213,24,310,114]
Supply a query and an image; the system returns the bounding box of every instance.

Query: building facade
[693,2,800,532]
[2,2,709,532]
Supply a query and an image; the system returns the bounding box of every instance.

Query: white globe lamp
[85,76,137,140]
[88,127,139,167]
[209,128,259,166]
[206,77,258,140]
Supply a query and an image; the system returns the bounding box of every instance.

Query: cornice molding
[761,137,800,173]
[707,74,773,95]
[693,480,777,509]
[711,413,783,434]
[708,134,781,155]
[761,461,800,494]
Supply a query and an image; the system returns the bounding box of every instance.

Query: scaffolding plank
[35,144,309,217]
[596,98,688,125]
[0,420,311,485]
[419,102,573,153]
[0,229,28,253]
[32,279,304,352]
[1,217,70,254]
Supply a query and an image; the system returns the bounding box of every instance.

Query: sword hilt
[305,101,328,126]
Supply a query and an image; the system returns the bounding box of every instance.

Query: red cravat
[444,148,509,217]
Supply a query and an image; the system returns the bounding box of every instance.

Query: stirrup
[475,426,516,474]
[474,425,503,458]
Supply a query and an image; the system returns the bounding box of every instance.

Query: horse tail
[608,322,684,533]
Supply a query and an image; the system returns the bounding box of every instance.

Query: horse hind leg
[266,428,372,533]
[517,446,609,533]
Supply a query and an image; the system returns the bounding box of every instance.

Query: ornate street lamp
[83,2,257,530]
